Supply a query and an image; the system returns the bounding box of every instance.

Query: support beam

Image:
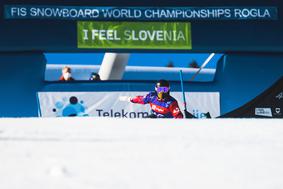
[98,53,130,80]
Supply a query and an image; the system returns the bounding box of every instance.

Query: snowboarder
[119,80,183,118]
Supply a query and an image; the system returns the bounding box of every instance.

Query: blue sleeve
[143,92,156,104]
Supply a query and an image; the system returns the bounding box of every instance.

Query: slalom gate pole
[179,53,215,119]
[179,70,187,110]
[179,70,195,118]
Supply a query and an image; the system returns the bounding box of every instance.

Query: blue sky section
[44,53,222,68]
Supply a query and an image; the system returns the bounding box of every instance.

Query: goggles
[156,86,170,93]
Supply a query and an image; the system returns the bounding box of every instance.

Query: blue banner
[4,5,278,21]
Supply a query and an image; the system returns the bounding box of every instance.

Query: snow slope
[0,118,283,189]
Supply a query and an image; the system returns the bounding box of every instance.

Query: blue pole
[179,70,187,111]
[179,70,196,118]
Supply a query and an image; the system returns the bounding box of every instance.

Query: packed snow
[0,118,283,189]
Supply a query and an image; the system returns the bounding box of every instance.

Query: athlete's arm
[130,96,146,104]
[131,92,154,104]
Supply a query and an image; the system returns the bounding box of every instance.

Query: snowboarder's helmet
[155,80,170,100]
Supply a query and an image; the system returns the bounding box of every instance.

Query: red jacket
[59,75,75,81]
[131,92,183,119]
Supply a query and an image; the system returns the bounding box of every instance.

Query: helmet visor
[156,86,170,93]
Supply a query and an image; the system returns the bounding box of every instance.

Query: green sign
[77,21,191,50]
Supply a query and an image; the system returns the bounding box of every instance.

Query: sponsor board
[37,92,220,118]
[255,108,273,117]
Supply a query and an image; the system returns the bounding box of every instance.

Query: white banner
[37,92,220,118]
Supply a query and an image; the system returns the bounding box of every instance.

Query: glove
[119,96,132,102]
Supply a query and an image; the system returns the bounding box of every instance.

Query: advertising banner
[37,91,220,118]
[220,77,283,118]
[77,21,191,50]
[5,5,278,21]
